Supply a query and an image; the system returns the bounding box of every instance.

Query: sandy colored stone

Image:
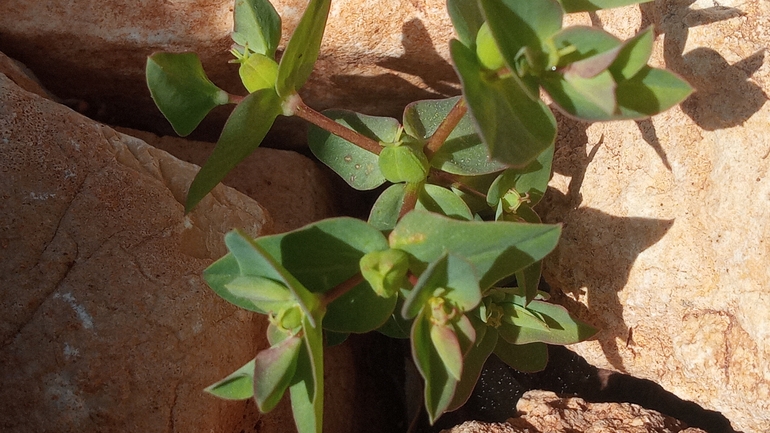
[0,64,362,432]
[115,127,340,234]
[442,391,705,433]
[540,2,770,433]
[0,0,458,145]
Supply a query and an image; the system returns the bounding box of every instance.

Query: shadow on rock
[641,0,767,131]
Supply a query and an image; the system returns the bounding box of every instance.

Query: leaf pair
[146,0,332,212]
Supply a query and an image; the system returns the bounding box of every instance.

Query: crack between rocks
[167,380,180,433]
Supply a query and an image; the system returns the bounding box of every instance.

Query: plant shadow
[640,0,767,131]
[328,18,460,120]
[538,113,675,373]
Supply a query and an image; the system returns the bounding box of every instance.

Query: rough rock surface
[0,59,358,432]
[115,127,340,234]
[541,2,770,433]
[0,0,458,144]
[443,391,706,433]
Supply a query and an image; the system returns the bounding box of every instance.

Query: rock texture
[443,391,706,433]
[541,2,770,433]
[0,57,359,433]
[115,127,341,234]
[0,0,458,144]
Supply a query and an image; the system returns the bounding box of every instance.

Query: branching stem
[424,98,467,158]
[293,98,383,155]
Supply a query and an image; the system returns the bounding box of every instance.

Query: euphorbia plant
[146,0,691,431]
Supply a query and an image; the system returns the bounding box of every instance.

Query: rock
[0,0,458,145]
[0,58,361,432]
[442,391,707,433]
[541,2,770,433]
[114,127,342,234]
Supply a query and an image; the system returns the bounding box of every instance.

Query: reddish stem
[424,98,467,158]
[293,99,383,155]
[398,182,422,220]
[321,273,365,307]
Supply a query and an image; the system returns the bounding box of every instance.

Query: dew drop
[354,164,361,170]
[344,155,353,162]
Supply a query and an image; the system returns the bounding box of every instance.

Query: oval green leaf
[451,40,557,168]
[557,0,653,13]
[493,340,548,373]
[254,335,302,413]
[308,110,397,190]
[146,52,229,137]
[232,0,282,57]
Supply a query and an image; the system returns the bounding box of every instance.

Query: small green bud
[237,53,279,93]
[378,143,430,184]
[270,305,303,333]
[476,22,505,71]
[360,249,410,298]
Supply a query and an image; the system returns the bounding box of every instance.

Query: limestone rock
[541,2,770,433]
[443,391,706,433]
[0,61,356,432]
[115,127,340,234]
[0,0,458,144]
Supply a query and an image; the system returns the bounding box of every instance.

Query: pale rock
[0,0,458,145]
[542,2,770,433]
[442,391,706,433]
[0,58,359,432]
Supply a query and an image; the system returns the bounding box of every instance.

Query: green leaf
[256,218,393,333]
[501,303,550,330]
[515,260,542,304]
[390,210,561,290]
[308,110,397,190]
[550,26,621,67]
[493,340,548,373]
[431,323,464,381]
[557,0,653,13]
[238,53,279,93]
[254,335,302,412]
[479,0,563,73]
[446,0,485,48]
[447,318,498,412]
[232,0,282,57]
[475,23,506,71]
[379,143,430,184]
[609,26,654,80]
[403,97,508,176]
[220,230,322,326]
[451,40,556,168]
[542,69,618,120]
[224,275,294,314]
[499,298,598,345]
[289,314,325,433]
[369,183,474,232]
[402,253,482,319]
[185,88,281,212]
[411,312,458,424]
[204,358,256,400]
[146,52,229,137]
[487,143,554,210]
[275,0,331,97]
[616,66,693,118]
[360,249,410,299]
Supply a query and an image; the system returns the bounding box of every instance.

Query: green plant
[146,0,691,431]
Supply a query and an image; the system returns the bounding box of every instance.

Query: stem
[429,169,487,199]
[398,182,422,220]
[320,273,365,307]
[293,99,383,155]
[424,98,467,158]
[228,93,245,104]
